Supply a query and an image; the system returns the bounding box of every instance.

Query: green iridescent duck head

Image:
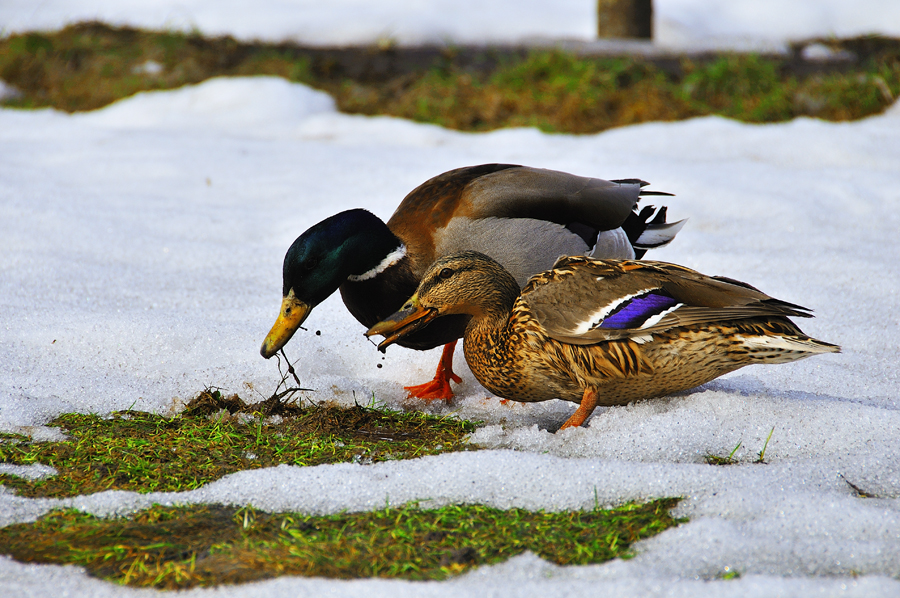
[261,209,401,358]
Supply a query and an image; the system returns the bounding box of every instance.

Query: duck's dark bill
[260,294,311,358]
[366,304,438,353]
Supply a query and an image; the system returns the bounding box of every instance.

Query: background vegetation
[2,22,898,133]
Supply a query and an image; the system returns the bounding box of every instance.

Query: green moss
[0,391,477,498]
[0,499,685,588]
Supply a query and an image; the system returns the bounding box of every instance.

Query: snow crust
[2,1,900,593]
[2,73,899,597]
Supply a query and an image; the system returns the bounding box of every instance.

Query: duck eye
[299,257,319,273]
[439,268,454,279]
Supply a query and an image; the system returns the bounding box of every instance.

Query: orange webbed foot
[404,341,461,402]
[404,377,457,401]
[558,388,600,431]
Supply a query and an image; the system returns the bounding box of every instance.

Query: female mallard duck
[366,251,840,430]
[261,163,683,400]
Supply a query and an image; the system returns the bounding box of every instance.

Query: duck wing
[389,164,648,233]
[389,164,674,283]
[522,256,813,345]
[459,166,646,230]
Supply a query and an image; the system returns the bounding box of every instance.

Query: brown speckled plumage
[368,252,840,430]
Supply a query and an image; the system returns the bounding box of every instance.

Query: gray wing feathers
[462,167,641,231]
[433,217,588,287]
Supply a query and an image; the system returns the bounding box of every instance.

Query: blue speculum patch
[600,292,678,329]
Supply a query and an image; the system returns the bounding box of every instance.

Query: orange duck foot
[404,342,461,402]
[558,388,600,431]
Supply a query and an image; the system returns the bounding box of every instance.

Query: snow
[2,2,900,597]
[2,0,900,50]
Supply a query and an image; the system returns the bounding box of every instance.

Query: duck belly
[472,320,832,407]
[575,321,831,406]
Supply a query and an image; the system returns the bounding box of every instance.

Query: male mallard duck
[261,163,684,400]
[366,252,840,430]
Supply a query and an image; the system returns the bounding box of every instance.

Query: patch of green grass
[0,498,685,588]
[678,54,899,122]
[0,390,477,498]
[705,441,743,466]
[717,567,741,580]
[756,427,774,463]
[705,427,776,466]
[366,51,690,133]
[1,22,898,132]
[0,23,316,112]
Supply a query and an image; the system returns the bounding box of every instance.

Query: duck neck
[334,209,406,280]
[347,243,408,282]
[335,211,418,328]
[462,301,518,398]
[462,274,519,352]
[466,311,512,347]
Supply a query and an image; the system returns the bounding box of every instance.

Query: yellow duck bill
[260,292,311,358]
[366,300,439,353]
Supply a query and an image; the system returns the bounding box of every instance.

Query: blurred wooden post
[597,0,652,39]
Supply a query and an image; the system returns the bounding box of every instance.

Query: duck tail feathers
[739,333,841,362]
[610,179,675,197]
[634,218,687,251]
[621,205,686,258]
